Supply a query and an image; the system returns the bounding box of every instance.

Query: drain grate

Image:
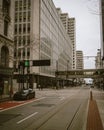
[33,103,55,107]
[0,114,20,125]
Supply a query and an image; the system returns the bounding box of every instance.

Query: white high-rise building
[14,0,73,88]
[76,50,84,70]
[56,8,76,70]
[68,18,76,69]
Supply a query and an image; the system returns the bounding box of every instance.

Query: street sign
[32,59,51,66]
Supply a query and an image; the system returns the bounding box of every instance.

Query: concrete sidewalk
[91,89,104,129]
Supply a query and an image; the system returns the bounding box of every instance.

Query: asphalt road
[0,87,90,130]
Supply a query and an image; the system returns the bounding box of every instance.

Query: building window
[19,12,22,22]
[27,48,30,57]
[27,23,30,33]
[19,24,22,34]
[18,49,21,57]
[28,0,31,9]
[23,49,25,57]
[23,36,26,45]
[14,36,18,47]
[4,20,8,36]
[18,36,21,46]
[1,46,9,67]
[23,12,26,22]
[14,24,17,34]
[15,1,18,11]
[19,0,22,10]
[14,48,17,58]
[15,12,18,22]
[23,0,27,10]
[27,35,30,45]
[23,24,26,33]
[28,11,30,21]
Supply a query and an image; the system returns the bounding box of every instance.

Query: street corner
[0,98,37,111]
[0,96,45,112]
[0,100,25,111]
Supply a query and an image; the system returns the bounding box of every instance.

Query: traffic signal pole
[22,65,25,89]
[18,59,50,90]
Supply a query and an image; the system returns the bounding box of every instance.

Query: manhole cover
[33,103,55,107]
[0,114,20,125]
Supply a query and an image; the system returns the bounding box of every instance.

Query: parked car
[13,88,35,100]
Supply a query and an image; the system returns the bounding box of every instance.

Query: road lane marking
[17,112,38,124]
[0,97,45,112]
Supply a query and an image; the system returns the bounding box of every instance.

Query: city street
[0,0,104,130]
[0,87,90,130]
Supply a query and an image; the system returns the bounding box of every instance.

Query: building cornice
[0,34,13,46]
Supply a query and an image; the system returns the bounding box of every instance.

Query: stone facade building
[0,0,14,98]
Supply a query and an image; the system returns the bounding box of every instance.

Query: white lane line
[0,97,45,113]
[17,112,38,124]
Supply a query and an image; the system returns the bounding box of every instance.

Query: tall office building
[76,50,84,70]
[56,8,76,70]
[0,0,14,97]
[14,0,73,88]
[60,13,69,32]
[68,18,76,69]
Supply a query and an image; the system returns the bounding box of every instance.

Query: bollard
[90,91,93,100]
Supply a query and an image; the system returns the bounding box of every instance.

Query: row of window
[14,23,30,34]
[15,0,31,11]
[15,11,31,22]
[14,35,30,47]
[14,48,30,58]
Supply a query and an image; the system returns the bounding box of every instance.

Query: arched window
[1,46,9,67]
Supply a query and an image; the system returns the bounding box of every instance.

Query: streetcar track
[36,100,84,130]
[66,102,82,130]
[24,89,89,130]
[25,95,74,130]
[34,96,85,129]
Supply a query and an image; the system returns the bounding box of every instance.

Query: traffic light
[18,60,30,68]
[24,60,30,67]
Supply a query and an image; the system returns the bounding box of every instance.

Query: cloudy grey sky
[53,0,101,69]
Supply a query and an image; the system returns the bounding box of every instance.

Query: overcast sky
[53,0,101,69]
